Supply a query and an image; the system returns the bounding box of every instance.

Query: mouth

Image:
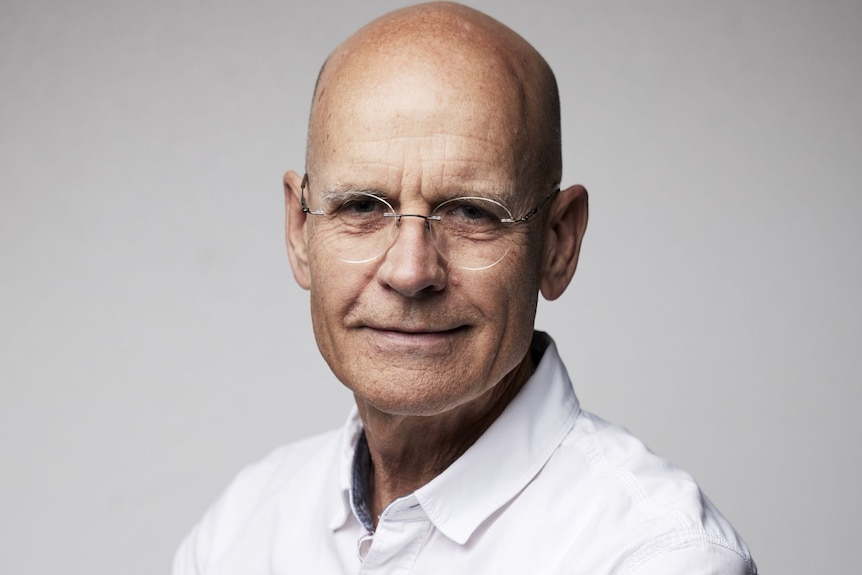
[361,324,468,354]
[365,323,468,335]
[367,325,467,336]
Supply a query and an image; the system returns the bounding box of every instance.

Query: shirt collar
[327,407,364,530]
[413,332,580,544]
[328,331,580,544]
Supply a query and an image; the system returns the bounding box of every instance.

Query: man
[174,3,756,573]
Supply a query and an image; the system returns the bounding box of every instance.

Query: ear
[284,170,312,290]
[540,184,588,301]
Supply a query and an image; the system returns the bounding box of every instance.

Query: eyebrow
[319,184,389,204]
[319,182,518,207]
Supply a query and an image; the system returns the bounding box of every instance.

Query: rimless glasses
[300,174,557,271]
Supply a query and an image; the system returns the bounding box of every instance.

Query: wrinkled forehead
[319,65,525,180]
[307,24,547,186]
[317,54,526,159]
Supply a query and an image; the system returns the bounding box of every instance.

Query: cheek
[472,258,540,361]
[504,267,540,341]
[499,251,542,344]
[306,245,381,355]
[307,253,356,348]
[309,263,355,321]
[307,269,359,382]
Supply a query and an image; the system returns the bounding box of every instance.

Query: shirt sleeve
[172,520,207,575]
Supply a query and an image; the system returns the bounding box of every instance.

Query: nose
[376,216,447,297]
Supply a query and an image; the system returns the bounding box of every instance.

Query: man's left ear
[540,184,588,301]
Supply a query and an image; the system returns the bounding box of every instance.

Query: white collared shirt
[174,333,756,574]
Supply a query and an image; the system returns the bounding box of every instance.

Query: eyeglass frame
[301,173,557,224]
[298,173,558,265]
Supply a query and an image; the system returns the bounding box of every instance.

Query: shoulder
[173,429,343,575]
[548,411,757,574]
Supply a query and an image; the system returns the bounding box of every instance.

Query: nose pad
[377,214,447,295]
[391,214,442,257]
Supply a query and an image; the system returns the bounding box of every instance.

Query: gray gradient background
[2,0,860,573]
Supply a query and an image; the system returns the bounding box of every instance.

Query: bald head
[306,2,562,194]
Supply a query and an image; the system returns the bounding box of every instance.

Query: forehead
[310,46,529,193]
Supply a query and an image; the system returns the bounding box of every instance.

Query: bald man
[174,3,756,574]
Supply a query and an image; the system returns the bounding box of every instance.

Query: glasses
[300,174,557,270]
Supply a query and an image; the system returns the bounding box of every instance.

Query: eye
[437,198,509,225]
[452,202,493,221]
[343,198,382,215]
[329,193,389,221]
[433,197,512,240]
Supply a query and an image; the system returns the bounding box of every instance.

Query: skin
[284,2,588,524]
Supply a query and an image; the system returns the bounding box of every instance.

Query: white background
[2,0,860,573]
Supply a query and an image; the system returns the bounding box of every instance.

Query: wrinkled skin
[284,1,588,522]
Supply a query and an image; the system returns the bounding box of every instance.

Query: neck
[355,351,535,526]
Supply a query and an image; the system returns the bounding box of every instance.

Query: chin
[343,369,490,418]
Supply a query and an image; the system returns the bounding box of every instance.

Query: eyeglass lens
[307,193,516,270]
